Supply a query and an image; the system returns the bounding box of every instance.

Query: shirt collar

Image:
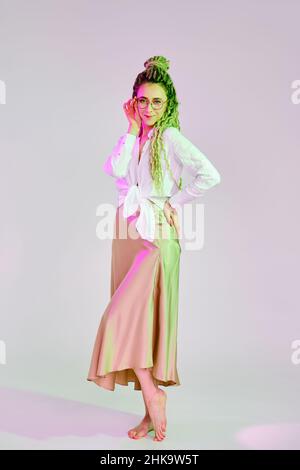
[148,127,155,137]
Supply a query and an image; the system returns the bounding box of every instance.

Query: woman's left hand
[163,201,180,236]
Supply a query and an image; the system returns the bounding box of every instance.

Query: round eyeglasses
[136,97,167,110]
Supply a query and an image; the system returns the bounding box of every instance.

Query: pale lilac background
[1,0,300,450]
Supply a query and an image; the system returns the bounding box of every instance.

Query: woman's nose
[145,102,154,112]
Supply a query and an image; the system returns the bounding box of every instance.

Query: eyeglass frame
[135,96,168,110]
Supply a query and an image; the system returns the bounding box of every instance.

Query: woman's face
[136,82,167,129]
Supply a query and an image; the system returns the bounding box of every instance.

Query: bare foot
[146,388,167,441]
[128,414,154,439]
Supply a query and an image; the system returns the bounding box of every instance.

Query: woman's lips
[145,115,154,118]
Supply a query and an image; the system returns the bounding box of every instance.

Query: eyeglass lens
[136,98,164,109]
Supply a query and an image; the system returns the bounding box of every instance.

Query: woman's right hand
[123,97,142,132]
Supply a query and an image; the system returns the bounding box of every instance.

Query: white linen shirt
[103,126,221,242]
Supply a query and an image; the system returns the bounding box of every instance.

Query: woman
[87,55,221,442]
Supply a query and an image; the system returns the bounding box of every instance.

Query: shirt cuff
[125,132,138,142]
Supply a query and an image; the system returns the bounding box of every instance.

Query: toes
[154,429,165,441]
[129,427,149,439]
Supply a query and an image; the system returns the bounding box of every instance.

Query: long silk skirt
[87,201,181,391]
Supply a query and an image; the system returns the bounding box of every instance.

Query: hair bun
[144,55,170,73]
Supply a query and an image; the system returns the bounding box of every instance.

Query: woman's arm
[103,128,138,178]
[166,127,221,209]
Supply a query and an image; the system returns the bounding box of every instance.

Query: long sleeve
[167,127,221,209]
[103,133,137,178]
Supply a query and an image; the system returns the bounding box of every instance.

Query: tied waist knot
[123,184,156,242]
